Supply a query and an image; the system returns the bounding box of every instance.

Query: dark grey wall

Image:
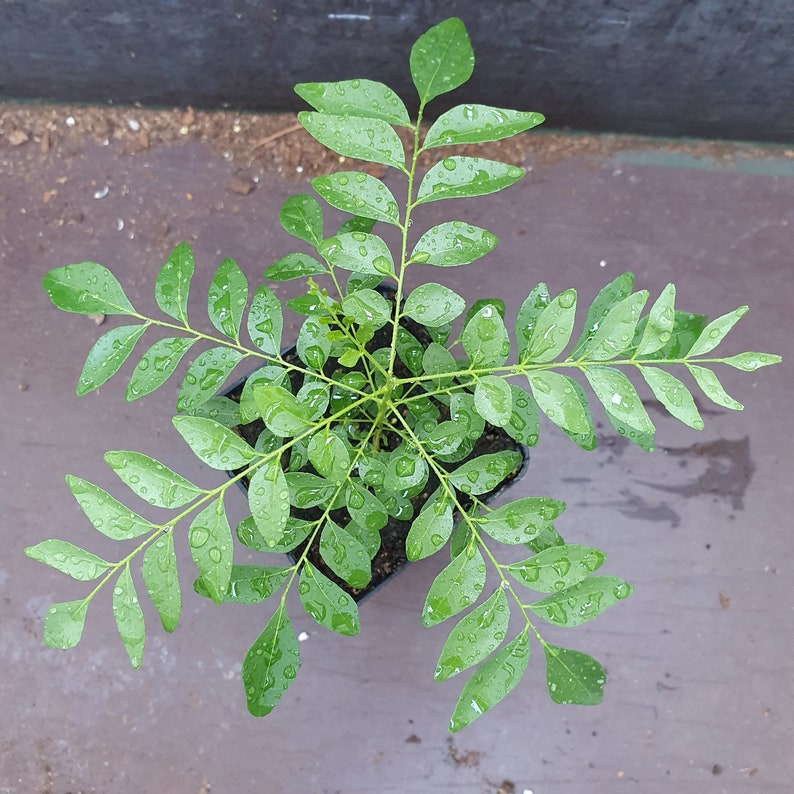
[1,1,792,142]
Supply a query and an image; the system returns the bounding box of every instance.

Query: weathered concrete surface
[1,126,793,793]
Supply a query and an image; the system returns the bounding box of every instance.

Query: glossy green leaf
[690,306,750,356]
[584,366,655,437]
[449,392,486,440]
[406,495,453,561]
[416,157,524,205]
[422,342,457,383]
[313,172,400,226]
[515,282,551,358]
[474,375,513,427]
[604,405,655,452]
[279,194,324,248]
[479,496,565,544]
[384,448,429,492]
[43,599,89,650]
[295,79,411,127]
[308,428,350,483]
[172,415,257,470]
[528,575,633,627]
[425,104,544,148]
[66,475,154,540]
[253,384,314,436]
[208,258,248,341]
[299,562,360,636]
[435,588,510,681]
[410,17,474,104]
[521,289,577,363]
[337,215,378,235]
[126,336,196,400]
[341,288,391,328]
[43,262,136,316]
[448,630,530,732]
[577,291,648,361]
[651,311,708,359]
[526,523,566,554]
[194,564,289,605]
[722,351,781,371]
[319,232,395,276]
[423,421,467,456]
[410,222,498,266]
[286,472,336,508]
[264,252,327,282]
[177,347,244,412]
[142,531,181,632]
[504,385,540,446]
[641,366,704,430]
[507,544,606,593]
[560,378,597,451]
[544,644,605,705]
[688,365,743,410]
[113,564,146,668]
[422,546,486,627]
[346,481,388,533]
[571,272,634,357]
[104,450,204,507]
[237,515,312,554]
[295,378,330,422]
[299,111,405,170]
[25,540,110,581]
[76,324,147,395]
[461,304,510,367]
[155,242,194,324]
[188,395,242,428]
[528,371,592,437]
[248,458,290,549]
[320,520,371,589]
[395,326,425,375]
[242,604,300,717]
[636,283,676,356]
[187,497,233,605]
[246,285,283,356]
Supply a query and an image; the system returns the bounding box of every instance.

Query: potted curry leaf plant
[27,18,780,731]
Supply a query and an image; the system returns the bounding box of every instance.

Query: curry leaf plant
[29,18,780,732]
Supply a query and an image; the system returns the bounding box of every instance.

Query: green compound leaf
[722,351,781,371]
[299,111,405,170]
[308,428,350,483]
[448,451,523,495]
[312,172,400,226]
[448,629,530,732]
[66,475,154,540]
[435,588,510,681]
[248,285,283,355]
[688,365,743,410]
[515,282,551,359]
[577,291,648,361]
[177,347,244,412]
[641,366,704,430]
[320,520,372,589]
[416,157,524,205]
[507,544,606,593]
[528,575,633,627]
[194,564,289,605]
[76,324,147,395]
[474,375,513,427]
[299,561,360,636]
[155,242,194,325]
[479,496,565,544]
[528,371,592,437]
[521,289,577,363]
[461,304,510,367]
[237,515,312,554]
[504,385,540,447]
[187,496,233,605]
[126,336,196,401]
[113,564,146,668]
[295,79,411,127]
[346,481,389,533]
[254,383,314,436]
[689,306,748,356]
[279,194,324,248]
[636,283,676,356]
[410,17,474,105]
[406,495,453,561]
[172,415,257,470]
[410,222,498,266]
[104,450,204,507]
[264,252,327,282]
[319,231,395,276]
[544,644,606,705]
[425,104,544,148]
[341,288,392,329]
[242,604,300,717]
[25,540,110,581]
[571,272,634,358]
[404,283,466,326]
[43,262,137,316]
[208,258,248,342]
[422,546,486,627]
[584,366,655,437]
[142,531,181,632]
[249,458,290,549]
[43,599,90,650]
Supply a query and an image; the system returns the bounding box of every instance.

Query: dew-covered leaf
[194,564,289,605]
[528,575,633,627]
[155,242,194,324]
[544,644,605,705]
[403,283,465,327]
[237,515,312,554]
[690,305,750,356]
[527,371,592,437]
[313,172,400,226]
[577,291,648,361]
[104,450,204,507]
[285,472,337,509]
[177,347,244,411]
[636,283,676,356]
[126,336,196,401]
[320,520,371,589]
[279,194,324,248]
[187,395,242,428]
[299,562,360,636]
[584,366,655,437]
[172,415,257,470]
[384,448,429,492]
[649,311,708,359]
[187,496,233,605]
[410,222,498,266]
[504,385,540,446]
[425,104,544,148]
[515,282,551,359]
[461,304,510,367]
[570,272,634,358]
[43,262,137,316]
[66,475,155,540]
[474,375,513,427]
[263,252,327,282]
[308,428,350,483]
[295,79,411,127]
[208,258,248,341]
[416,157,524,205]
[25,540,110,581]
[346,481,388,533]
[410,17,474,104]
[244,285,282,357]
[142,531,181,632]
[341,288,391,329]
[479,496,565,544]
[248,458,290,549]
[77,324,147,395]
[525,523,566,554]
[395,326,425,375]
[113,564,146,668]
[521,289,577,363]
[422,546,486,627]
[422,342,457,383]
[722,351,781,371]
[296,378,331,420]
[449,392,486,440]
[641,367,704,430]
[253,383,314,437]
[43,598,89,650]
[507,544,606,593]
[319,231,395,276]
[406,494,453,561]
[687,365,743,410]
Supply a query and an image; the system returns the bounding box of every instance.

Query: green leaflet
[688,306,749,356]
[264,252,327,282]
[278,194,324,248]
[296,378,330,420]
[576,291,648,361]
[172,415,257,470]
[177,347,244,412]
[187,396,242,428]
[319,520,371,589]
[406,495,453,561]
[187,496,233,605]
[346,481,388,533]
[76,324,147,395]
[507,544,606,593]
[688,365,743,410]
[448,630,530,732]
[384,447,429,492]
[66,475,154,540]
[286,472,337,509]
[515,282,551,358]
[237,515,312,555]
[584,366,655,437]
[403,283,466,328]
[410,222,498,266]
[319,231,395,276]
[313,172,400,226]
[308,428,350,483]
[395,327,425,375]
[126,336,196,401]
[113,564,146,668]
[449,392,486,440]
[242,605,300,717]
[461,304,510,367]
[479,496,565,544]
[248,458,290,549]
[155,242,194,325]
[104,450,204,507]
[571,272,634,357]
[43,599,90,650]
[521,289,577,364]
[435,588,510,681]
[410,17,474,105]
[544,644,605,705]
[474,375,513,427]
[504,385,540,447]
[295,79,411,127]
[254,383,314,437]
[194,564,290,605]
[527,371,592,437]
[722,352,781,371]
[425,104,544,148]
[298,314,333,370]
[25,540,110,581]
[208,258,248,341]
[422,546,486,627]
[43,262,136,316]
[299,562,360,636]
[641,366,704,430]
[636,283,676,356]
[528,575,633,627]
[416,157,524,205]
[142,531,181,632]
[341,288,392,329]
